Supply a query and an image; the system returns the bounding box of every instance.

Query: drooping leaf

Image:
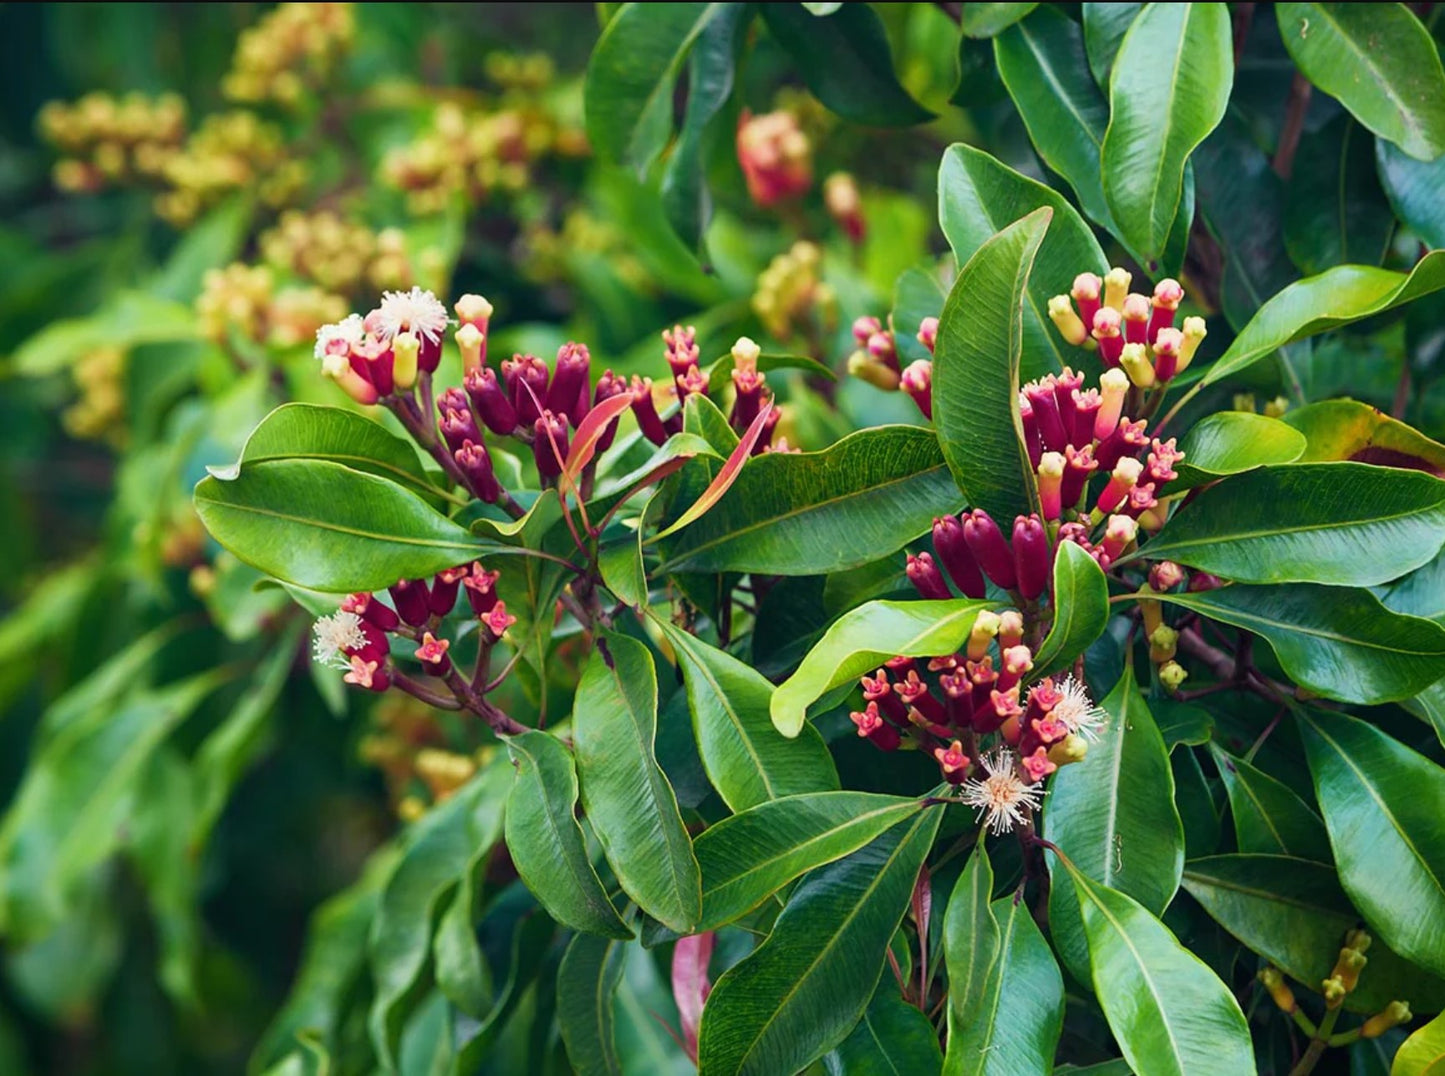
[934,206,1051,523]
[1298,710,1445,978]
[1284,117,1394,275]
[961,2,1039,38]
[1132,463,1445,587]
[825,984,944,1076]
[937,145,1108,380]
[1100,3,1232,264]
[573,634,700,933]
[759,4,932,127]
[1081,2,1142,87]
[770,598,995,737]
[1171,412,1308,490]
[1151,584,1445,704]
[1282,398,1445,475]
[1377,140,1445,250]
[657,424,962,576]
[504,731,633,939]
[694,792,929,929]
[1208,745,1331,861]
[1033,541,1110,678]
[557,933,629,1076]
[1275,2,1445,162]
[695,808,942,1076]
[942,844,998,1076]
[1394,1009,1445,1075]
[654,622,837,813]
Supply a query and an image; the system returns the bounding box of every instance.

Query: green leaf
[150,196,253,302]
[1209,745,1331,862]
[759,4,932,127]
[1132,463,1445,586]
[937,145,1108,381]
[504,731,632,939]
[1284,117,1394,275]
[1081,2,1142,87]
[557,933,628,1076]
[1150,584,1445,704]
[702,352,837,397]
[574,633,700,933]
[1394,1009,1445,1075]
[694,792,928,929]
[1276,3,1445,161]
[934,207,1051,523]
[1033,541,1110,678]
[961,2,1039,37]
[770,598,995,737]
[1377,140,1445,250]
[942,844,998,1074]
[196,459,505,593]
[584,2,723,173]
[1171,412,1308,490]
[657,425,963,576]
[1065,864,1255,1076]
[1100,2,1231,264]
[8,290,197,377]
[1378,551,1445,626]
[1153,700,1213,749]
[1298,710,1445,978]
[1180,854,1445,1015]
[367,765,511,1069]
[1200,250,1445,388]
[1282,398,1445,474]
[654,622,837,813]
[696,808,942,1076]
[825,985,943,1076]
[1044,665,1183,983]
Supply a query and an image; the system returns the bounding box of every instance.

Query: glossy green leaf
[1172,748,1220,859]
[938,145,1108,381]
[1152,584,1445,704]
[696,808,942,1076]
[892,266,947,366]
[1065,864,1255,1076]
[1284,117,1394,275]
[961,2,1038,37]
[1033,541,1110,678]
[1200,251,1445,387]
[1181,854,1445,1015]
[573,633,700,933]
[1378,551,1445,626]
[825,985,943,1076]
[557,933,628,1076]
[702,351,836,397]
[1153,700,1213,750]
[196,460,505,593]
[934,207,1050,523]
[1276,3,1445,161]
[1100,3,1231,264]
[694,792,928,929]
[655,622,837,813]
[1394,1009,1445,1075]
[759,4,932,127]
[1209,745,1331,862]
[942,844,998,1073]
[584,2,722,173]
[1299,710,1445,978]
[434,867,493,1019]
[1134,463,1445,586]
[367,764,510,1069]
[1172,412,1308,490]
[657,425,962,576]
[504,731,632,939]
[1377,140,1445,250]
[1283,398,1445,474]
[1081,2,1142,87]
[770,598,995,737]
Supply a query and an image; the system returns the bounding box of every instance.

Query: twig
[1273,72,1312,180]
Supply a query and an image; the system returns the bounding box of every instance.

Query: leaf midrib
[197,492,477,552]
[1302,4,1427,147]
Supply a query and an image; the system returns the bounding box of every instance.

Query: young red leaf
[672,931,715,1062]
[650,400,773,542]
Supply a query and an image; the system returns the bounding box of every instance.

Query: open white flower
[960,749,1045,834]
[375,287,451,343]
[1052,675,1108,740]
[312,610,368,669]
[313,312,365,360]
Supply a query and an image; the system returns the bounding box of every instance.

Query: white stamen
[1052,675,1108,740]
[312,610,368,669]
[376,287,451,344]
[314,313,365,360]
[960,748,1045,834]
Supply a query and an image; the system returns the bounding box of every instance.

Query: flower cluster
[824,172,865,244]
[260,210,421,296]
[155,110,304,225]
[736,110,813,208]
[39,92,187,193]
[846,314,938,415]
[752,240,837,341]
[63,346,128,447]
[222,2,355,107]
[1048,269,1205,387]
[197,263,348,348]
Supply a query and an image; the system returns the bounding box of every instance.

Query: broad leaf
[961,2,1039,38]
[826,985,944,1076]
[1065,864,1256,1076]
[504,731,632,939]
[1377,140,1445,250]
[1172,412,1307,490]
[1276,2,1445,161]
[1284,116,1394,275]
[695,808,942,1076]
[1208,745,1331,862]
[938,145,1108,380]
[655,622,837,813]
[657,425,962,576]
[1181,854,1445,1014]
[934,206,1051,523]
[556,933,628,1076]
[1395,1010,1445,1075]
[1152,585,1445,704]
[1133,463,1445,587]
[1283,398,1445,475]
[1100,3,1231,264]
[770,598,995,737]
[942,845,998,1074]
[573,633,700,933]
[1081,2,1142,87]
[1299,710,1445,978]
[1033,541,1110,678]
[759,4,932,127]
[694,792,928,929]
[1200,251,1445,388]
[1378,551,1445,626]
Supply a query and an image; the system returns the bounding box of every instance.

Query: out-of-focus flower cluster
[519,208,653,293]
[222,2,356,106]
[197,263,348,349]
[753,240,837,342]
[156,111,304,225]
[737,109,813,208]
[40,92,187,193]
[360,694,496,821]
[62,347,128,447]
[260,211,420,296]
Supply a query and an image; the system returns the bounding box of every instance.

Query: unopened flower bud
[850,703,901,750]
[1012,514,1050,601]
[392,331,420,391]
[455,293,493,332]
[1178,316,1206,372]
[1346,929,1372,954]
[1149,624,1179,664]
[934,740,971,784]
[343,592,400,632]
[1071,272,1102,328]
[1097,457,1144,514]
[998,645,1034,693]
[963,510,1017,590]
[1092,369,1128,443]
[852,315,883,347]
[482,601,517,638]
[1188,572,1224,592]
[592,369,629,451]
[1019,393,1043,468]
[1048,734,1088,767]
[1148,278,1184,340]
[1092,307,1124,367]
[1159,660,1188,691]
[629,375,669,445]
[321,352,380,405]
[867,330,898,370]
[900,359,933,418]
[1048,295,1089,347]
[732,336,761,368]
[849,350,901,391]
[906,552,951,600]
[1259,967,1296,1014]
[548,342,591,421]
[1149,561,1185,591]
[1103,267,1132,313]
[389,579,432,626]
[825,172,865,242]
[463,562,500,616]
[455,323,485,372]
[1021,746,1057,783]
[502,354,550,425]
[533,410,570,479]
[1037,452,1066,521]
[463,367,518,435]
[1025,378,1068,454]
[1361,1002,1411,1038]
[456,439,501,503]
[1152,327,1183,382]
[1101,513,1138,562]
[968,610,1002,661]
[1120,342,1157,388]
[1122,293,1151,345]
[933,515,986,599]
[917,316,938,354]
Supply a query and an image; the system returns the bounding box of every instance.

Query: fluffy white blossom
[1052,675,1108,740]
[312,610,368,669]
[960,749,1045,834]
[375,287,451,343]
[313,312,365,360]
